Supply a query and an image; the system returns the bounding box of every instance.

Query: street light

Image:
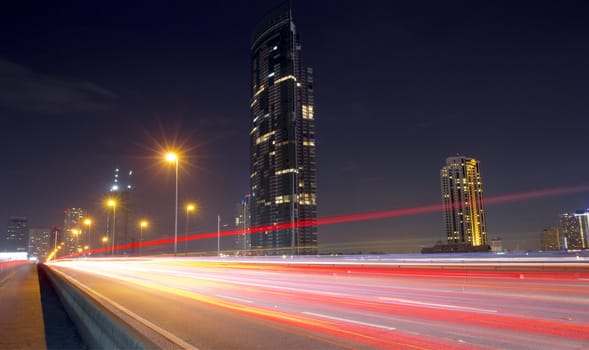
[185,203,196,254]
[139,220,148,256]
[165,152,179,256]
[84,218,92,249]
[107,199,117,255]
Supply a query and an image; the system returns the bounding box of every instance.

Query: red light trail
[47,257,589,349]
[59,184,589,259]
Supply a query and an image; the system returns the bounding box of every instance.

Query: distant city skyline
[1,1,588,253]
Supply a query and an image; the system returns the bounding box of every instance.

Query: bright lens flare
[165,152,178,162]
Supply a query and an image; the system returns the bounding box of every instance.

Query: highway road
[47,257,589,349]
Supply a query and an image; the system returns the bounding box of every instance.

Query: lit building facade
[560,210,588,250]
[63,208,84,255]
[541,226,561,251]
[234,195,251,254]
[249,2,317,255]
[108,168,133,249]
[440,156,487,246]
[2,217,29,253]
[28,228,52,260]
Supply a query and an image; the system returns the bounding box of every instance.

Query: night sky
[2,0,588,253]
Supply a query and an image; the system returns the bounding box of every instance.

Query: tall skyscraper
[234,195,251,254]
[440,156,487,246]
[108,168,133,249]
[63,208,84,255]
[28,228,52,260]
[560,210,588,250]
[2,217,29,253]
[249,2,317,255]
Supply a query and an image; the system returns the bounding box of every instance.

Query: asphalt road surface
[47,257,589,349]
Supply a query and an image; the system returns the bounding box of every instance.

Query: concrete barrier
[42,264,196,350]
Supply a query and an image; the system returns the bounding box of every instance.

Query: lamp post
[185,203,195,254]
[108,199,117,255]
[53,229,58,251]
[165,152,179,256]
[84,218,92,249]
[101,236,108,254]
[139,220,148,256]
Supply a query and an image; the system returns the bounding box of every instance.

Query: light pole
[108,199,117,255]
[84,218,92,249]
[165,152,179,256]
[102,236,108,254]
[139,220,148,256]
[71,229,80,254]
[185,203,195,254]
[53,229,58,251]
[217,215,220,256]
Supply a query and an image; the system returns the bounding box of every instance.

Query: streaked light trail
[47,257,589,349]
[58,184,589,258]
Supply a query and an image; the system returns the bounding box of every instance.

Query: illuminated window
[275,195,291,204]
[302,105,314,120]
[254,85,266,97]
[255,131,275,145]
[274,75,296,84]
[275,168,297,175]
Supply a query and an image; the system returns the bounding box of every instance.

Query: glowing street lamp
[107,199,117,255]
[139,220,148,256]
[185,203,196,254]
[165,152,179,256]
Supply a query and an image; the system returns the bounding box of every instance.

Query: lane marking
[215,294,254,304]
[378,297,497,313]
[302,311,396,331]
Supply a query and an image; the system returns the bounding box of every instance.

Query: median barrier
[42,264,196,350]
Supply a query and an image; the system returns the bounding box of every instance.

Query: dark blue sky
[1,0,588,252]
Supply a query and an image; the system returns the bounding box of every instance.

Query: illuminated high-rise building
[560,210,588,250]
[250,2,317,255]
[108,168,133,249]
[234,195,251,254]
[440,156,487,246]
[28,228,52,260]
[1,217,29,253]
[63,208,84,255]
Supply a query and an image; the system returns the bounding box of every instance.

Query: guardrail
[41,264,196,350]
